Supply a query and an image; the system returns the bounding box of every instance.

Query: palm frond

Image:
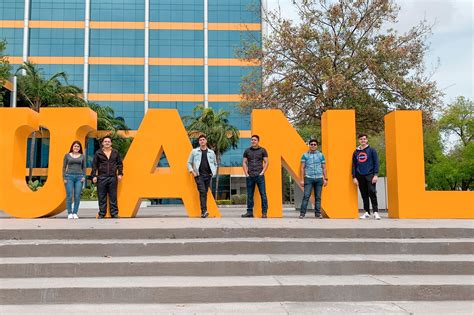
[183,105,240,158]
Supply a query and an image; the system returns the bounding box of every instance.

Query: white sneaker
[67,214,73,219]
[73,214,79,219]
[374,212,381,220]
[359,212,370,219]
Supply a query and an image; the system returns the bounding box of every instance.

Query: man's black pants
[356,174,378,214]
[97,176,119,217]
[195,174,212,214]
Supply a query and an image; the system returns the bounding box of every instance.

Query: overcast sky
[266,0,473,106]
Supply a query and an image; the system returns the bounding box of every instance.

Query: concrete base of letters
[0,206,473,311]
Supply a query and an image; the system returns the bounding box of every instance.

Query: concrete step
[2,301,474,314]
[3,226,473,240]
[1,275,472,304]
[1,238,472,257]
[1,254,473,278]
[1,216,472,306]
[1,218,473,240]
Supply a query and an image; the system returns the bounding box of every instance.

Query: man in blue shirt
[299,139,327,219]
[352,134,381,220]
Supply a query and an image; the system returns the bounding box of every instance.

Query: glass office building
[1,0,263,199]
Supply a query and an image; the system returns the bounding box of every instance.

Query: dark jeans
[194,174,212,213]
[97,176,118,217]
[300,177,323,216]
[65,174,83,214]
[356,174,378,214]
[246,175,268,215]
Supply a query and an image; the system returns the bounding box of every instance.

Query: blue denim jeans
[246,175,268,215]
[300,177,323,216]
[65,174,83,214]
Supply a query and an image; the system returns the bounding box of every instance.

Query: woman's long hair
[69,141,84,154]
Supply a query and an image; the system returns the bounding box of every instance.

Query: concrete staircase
[0,219,473,308]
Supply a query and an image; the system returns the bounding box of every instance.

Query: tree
[439,96,473,147]
[426,145,473,191]
[295,122,321,143]
[16,62,86,111]
[426,154,460,190]
[459,142,474,190]
[183,105,240,199]
[15,62,87,182]
[425,98,473,191]
[87,102,131,157]
[239,0,442,133]
[0,40,11,106]
[452,143,474,190]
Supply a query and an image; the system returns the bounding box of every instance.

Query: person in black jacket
[91,136,123,219]
[352,134,381,220]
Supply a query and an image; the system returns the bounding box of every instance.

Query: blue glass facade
[221,138,251,167]
[208,0,260,23]
[209,66,254,95]
[0,28,23,56]
[36,64,84,88]
[89,65,144,94]
[150,0,204,22]
[149,30,204,58]
[0,0,24,20]
[91,0,145,22]
[1,0,262,170]
[149,101,199,117]
[90,29,144,57]
[29,28,84,56]
[30,0,85,21]
[209,30,260,59]
[209,102,250,130]
[149,66,204,94]
[94,101,145,130]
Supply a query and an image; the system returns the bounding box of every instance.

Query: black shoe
[299,214,305,219]
[111,214,119,219]
[261,213,267,219]
[241,212,253,218]
[201,212,209,218]
[98,215,105,219]
[315,213,323,219]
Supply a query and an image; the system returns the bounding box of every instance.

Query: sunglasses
[309,143,317,146]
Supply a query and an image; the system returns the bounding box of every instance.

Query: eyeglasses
[309,143,317,146]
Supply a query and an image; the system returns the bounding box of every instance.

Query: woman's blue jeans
[65,174,83,214]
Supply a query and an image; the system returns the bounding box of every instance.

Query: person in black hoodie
[352,134,381,220]
[91,136,123,219]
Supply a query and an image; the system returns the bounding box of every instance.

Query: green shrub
[28,180,42,191]
[81,185,98,200]
[217,200,232,205]
[231,194,246,205]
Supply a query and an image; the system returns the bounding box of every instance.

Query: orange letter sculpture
[1,108,472,219]
[117,109,220,218]
[0,108,96,218]
[251,109,358,218]
[321,110,358,218]
[385,110,474,218]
